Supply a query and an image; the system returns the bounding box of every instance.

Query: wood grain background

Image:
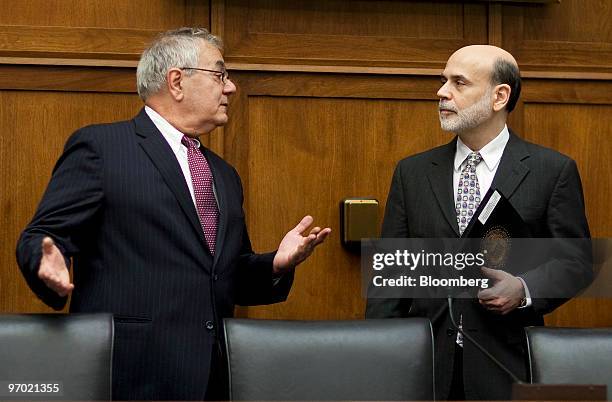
[1,0,610,327]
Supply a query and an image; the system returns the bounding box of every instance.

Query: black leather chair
[525,326,612,400]
[223,318,434,400]
[0,313,113,400]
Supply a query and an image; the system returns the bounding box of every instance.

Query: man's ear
[493,84,510,112]
[167,68,184,101]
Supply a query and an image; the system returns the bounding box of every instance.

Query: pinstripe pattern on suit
[17,108,293,400]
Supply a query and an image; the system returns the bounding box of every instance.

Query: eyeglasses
[181,67,229,84]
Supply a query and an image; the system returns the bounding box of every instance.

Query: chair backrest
[525,326,612,400]
[224,318,434,401]
[0,313,113,400]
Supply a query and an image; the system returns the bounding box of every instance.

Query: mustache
[438,102,457,113]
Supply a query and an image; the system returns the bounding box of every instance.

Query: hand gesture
[38,237,74,297]
[272,216,331,274]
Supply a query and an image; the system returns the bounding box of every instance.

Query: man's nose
[437,82,451,100]
[223,78,237,95]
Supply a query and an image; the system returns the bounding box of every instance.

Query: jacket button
[447,328,455,337]
[205,321,214,330]
[213,274,219,281]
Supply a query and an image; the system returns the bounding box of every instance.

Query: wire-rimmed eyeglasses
[181,67,229,84]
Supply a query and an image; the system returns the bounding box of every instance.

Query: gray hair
[136,27,223,100]
[491,58,521,113]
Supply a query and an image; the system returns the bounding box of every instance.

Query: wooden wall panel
[502,0,612,75]
[520,78,612,238]
[0,0,208,29]
[0,90,143,313]
[523,103,611,237]
[545,299,612,328]
[226,73,451,319]
[519,90,612,327]
[221,0,488,68]
[0,65,135,92]
[0,0,610,330]
[0,0,209,61]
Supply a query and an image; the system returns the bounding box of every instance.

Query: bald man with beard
[366,45,592,400]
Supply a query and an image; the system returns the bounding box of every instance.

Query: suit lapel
[491,131,531,199]
[425,132,531,237]
[203,148,228,268]
[133,109,208,250]
[427,138,460,236]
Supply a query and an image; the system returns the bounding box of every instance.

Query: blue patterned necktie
[455,152,483,347]
[456,152,483,236]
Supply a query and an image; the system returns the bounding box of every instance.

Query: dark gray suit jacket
[366,131,592,400]
[17,109,293,400]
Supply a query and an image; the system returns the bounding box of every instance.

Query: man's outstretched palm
[273,216,331,274]
[38,237,74,296]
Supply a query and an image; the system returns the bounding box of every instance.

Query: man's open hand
[38,237,74,297]
[272,216,331,274]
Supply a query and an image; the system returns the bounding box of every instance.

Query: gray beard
[439,93,493,133]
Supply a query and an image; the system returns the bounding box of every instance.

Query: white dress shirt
[145,105,199,207]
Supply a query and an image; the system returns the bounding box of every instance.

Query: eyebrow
[214,60,226,70]
[441,73,471,83]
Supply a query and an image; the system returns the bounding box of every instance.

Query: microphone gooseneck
[447,296,523,384]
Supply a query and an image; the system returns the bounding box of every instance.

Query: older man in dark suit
[366,45,591,400]
[17,27,330,401]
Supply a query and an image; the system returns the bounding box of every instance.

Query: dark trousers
[448,344,466,400]
[205,343,229,401]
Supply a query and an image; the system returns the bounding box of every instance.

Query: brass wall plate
[340,198,379,249]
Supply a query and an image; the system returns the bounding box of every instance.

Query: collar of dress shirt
[454,125,510,173]
[144,105,201,152]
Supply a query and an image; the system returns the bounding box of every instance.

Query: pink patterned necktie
[182,135,219,255]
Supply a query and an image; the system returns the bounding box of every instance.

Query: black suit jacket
[17,109,293,400]
[366,131,592,400]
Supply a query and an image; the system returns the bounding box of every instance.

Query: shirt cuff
[517,276,532,308]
